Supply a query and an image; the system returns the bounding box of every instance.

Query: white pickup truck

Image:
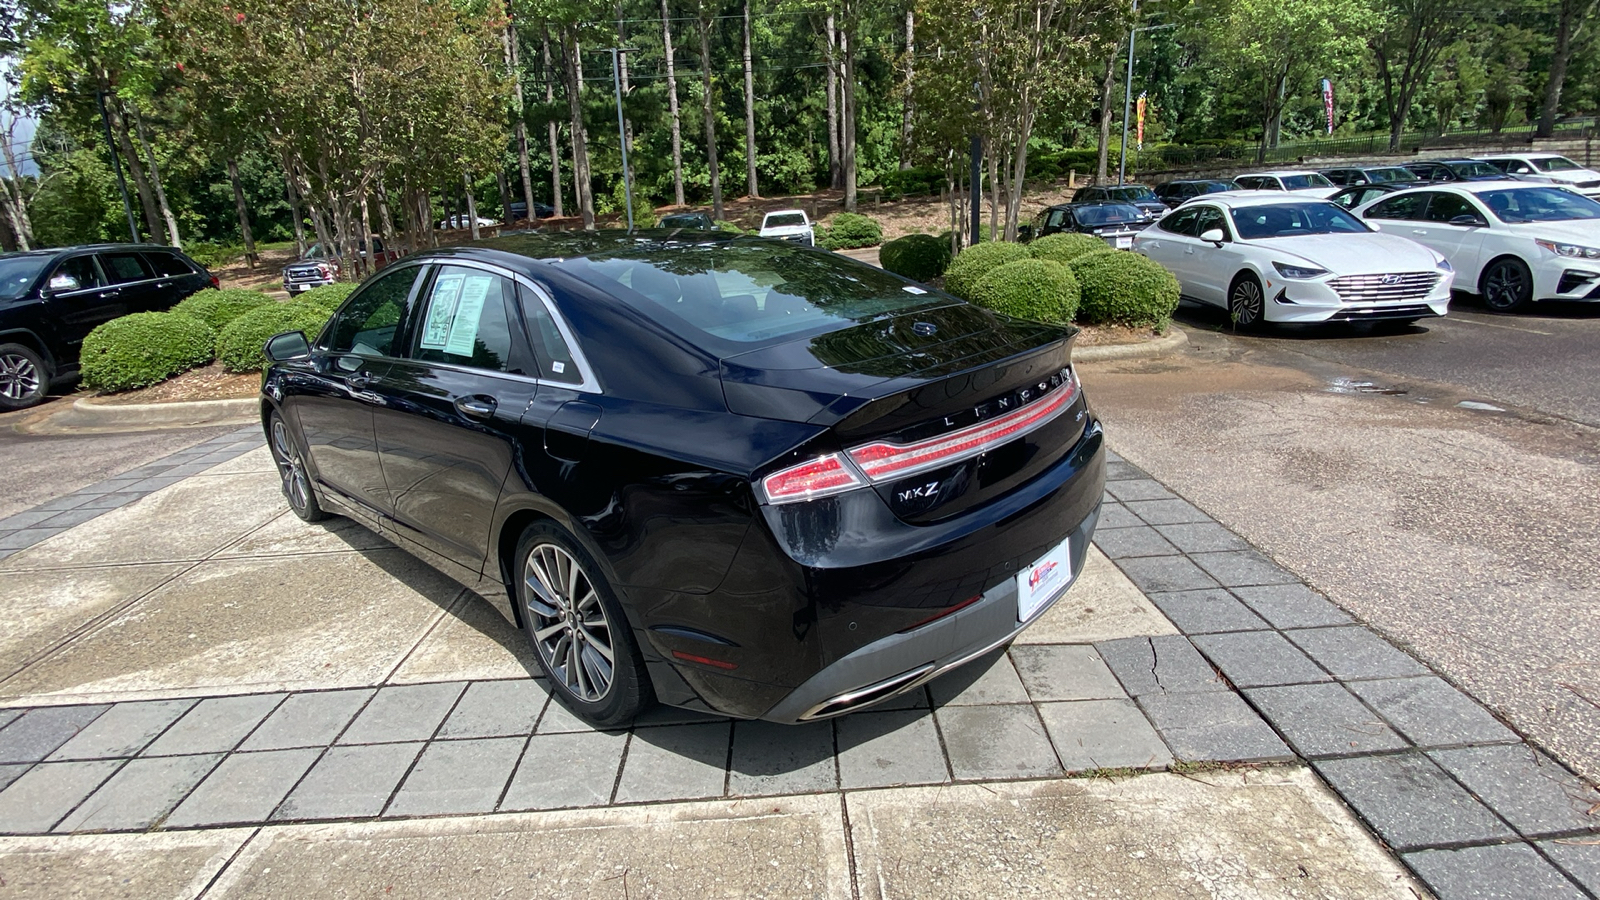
[758,209,816,246]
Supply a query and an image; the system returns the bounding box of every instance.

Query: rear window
[557,243,947,350]
[1282,173,1334,190]
[1076,204,1142,226]
[100,253,154,284]
[143,251,197,277]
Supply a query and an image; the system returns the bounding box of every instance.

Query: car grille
[1577,179,1600,189]
[284,264,326,283]
[782,234,811,244]
[1328,272,1440,303]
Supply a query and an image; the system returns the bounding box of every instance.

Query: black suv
[1069,184,1168,221]
[0,244,214,410]
[1153,179,1239,208]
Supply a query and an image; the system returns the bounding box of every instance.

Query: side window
[1159,207,1201,236]
[410,265,516,372]
[323,265,422,356]
[1234,177,1259,190]
[100,253,154,284]
[142,251,196,278]
[1045,209,1068,228]
[1424,193,1480,224]
[1192,206,1227,238]
[49,257,102,293]
[519,286,583,385]
[1366,194,1427,220]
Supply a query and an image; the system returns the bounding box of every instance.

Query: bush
[1028,233,1110,266]
[943,241,1029,300]
[713,219,748,234]
[217,302,337,373]
[879,233,953,282]
[1069,250,1181,329]
[80,312,217,393]
[817,212,883,250]
[879,166,944,201]
[293,282,357,312]
[968,260,1080,324]
[172,288,273,330]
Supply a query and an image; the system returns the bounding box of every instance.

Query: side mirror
[1016,224,1035,242]
[1199,228,1226,245]
[1368,221,1382,231]
[264,330,311,363]
[47,274,81,293]
[1449,214,1487,228]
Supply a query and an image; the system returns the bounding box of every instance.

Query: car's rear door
[1136,207,1205,301]
[368,262,538,579]
[140,249,208,307]
[97,251,164,313]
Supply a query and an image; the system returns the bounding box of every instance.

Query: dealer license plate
[1016,537,1072,622]
[1115,236,1133,249]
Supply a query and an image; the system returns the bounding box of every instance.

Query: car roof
[1181,190,1339,209]
[0,243,176,261]
[1235,171,1323,178]
[762,209,806,217]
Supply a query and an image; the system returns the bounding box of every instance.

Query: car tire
[0,343,50,412]
[515,521,653,727]
[1227,273,1267,331]
[268,411,331,522]
[1480,257,1533,312]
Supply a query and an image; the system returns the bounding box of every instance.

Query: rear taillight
[758,452,865,504]
[847,370,1079,482]
[208,274,219,289]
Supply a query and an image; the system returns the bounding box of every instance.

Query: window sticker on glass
[551,361,566,373]
[444,274,494,356]
[902,285,927,294]
[420,273,466,350]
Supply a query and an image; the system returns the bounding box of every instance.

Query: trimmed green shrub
[713,219,749,234]
[293,282,358,312]
[1028,233,1110,266]
[880,166,943,201]
[879,233,953,282]
[817,212,883,250]
[969,260,1080,324]
[173,288,273,330]
[217,302,337,373]
[943,241,1029,300]
[80,312,217,393]
[1068,250,1181,329]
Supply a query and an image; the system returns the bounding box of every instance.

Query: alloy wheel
[271,417,312,513]
[524,543,616,702]
[1483,262,1528,311]
[0,351,40,403]
[1230,278,1264,328]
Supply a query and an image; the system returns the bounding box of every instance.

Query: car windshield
[1230,202,1369,239]
[1448,161,1502,178]
[559,242,948,350]
[0,257,48,300]
[1282,173,1334,190]
[1075,204,1143,226]
[1477,187,1600,223]
[1369,168,1414,183]
[1108,186,1156,202]
[764,214,806,228]
[1532,156,1583,173]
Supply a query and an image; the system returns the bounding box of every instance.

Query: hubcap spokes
[0,353,39,401]
[270,420,308,509]
[524,544,615,702]
[1234,284,1262,325]
[1487,267,1522,307]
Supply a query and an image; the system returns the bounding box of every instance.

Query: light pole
[1117,13,1176,185]
[604,47,637,230]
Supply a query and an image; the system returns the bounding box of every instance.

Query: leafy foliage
[969,259,1081,324]
[817,212,884,250]
[173,288,274,330]
[943,241,1030,300]
[1029,233,1112,265]
[217,303,336,373]
[880,233,953,281]
[80,312,217,393]
[1069,251,1181,328]
[292,282,358,311]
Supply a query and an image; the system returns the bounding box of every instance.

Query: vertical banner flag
[1136,92,1147,150]
[1322,79,1336,135]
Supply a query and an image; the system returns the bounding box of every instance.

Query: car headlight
[1272,261,1329,279]
[1434,254,1454,272]
[1535,239,1600,259]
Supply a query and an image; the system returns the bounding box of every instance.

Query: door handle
[346,372,373,390]
[1411,230,1428,235]
[455,395,498,419]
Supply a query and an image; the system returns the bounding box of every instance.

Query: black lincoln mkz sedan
[260,233,1105,726]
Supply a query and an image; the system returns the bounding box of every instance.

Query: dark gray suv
[0,244,214,410]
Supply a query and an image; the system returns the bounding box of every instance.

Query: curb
[22,395,259,434]
[1074,326,1188,362]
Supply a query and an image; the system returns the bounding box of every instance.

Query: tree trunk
[463,171,481,240]
[698,4,724,221]
[900,9,914,169]
[662,0,686,206]
[283,152,307,257]
[562,27,595,227]
[1096,52,1116,182]
[543,30,564,218]
[841,11,857,212]
[826,14,840,190]
[132,109,180,248]
[374,178,397,250]
[742,0,759,197]
[359,192,374,278]
[496,170,511,222]
[0,135,34,251]
[227,159,258,268]
[986,137,999,242]
[619,8,637,205]
[1537,0,1598,137]
[505,14,538,223]
[103,98,163,241]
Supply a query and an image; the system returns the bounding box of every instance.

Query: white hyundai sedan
[1354,182,1600,312]
[1133,192,1453,328]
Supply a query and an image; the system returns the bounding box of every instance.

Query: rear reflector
[847,371,1079,482]
[758,451,866,504]
[898,595,982,633]
[671,650,738,670]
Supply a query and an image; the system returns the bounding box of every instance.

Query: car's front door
[1186,205,1238,303]
[294,263,424,520]
[1409,192,1490,284]
[40,254,121,361]
[369,262,539,579]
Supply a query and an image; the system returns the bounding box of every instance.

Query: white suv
[758,210,815,246]
[1476,154,1600,199]
[1355,181,1600,311]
